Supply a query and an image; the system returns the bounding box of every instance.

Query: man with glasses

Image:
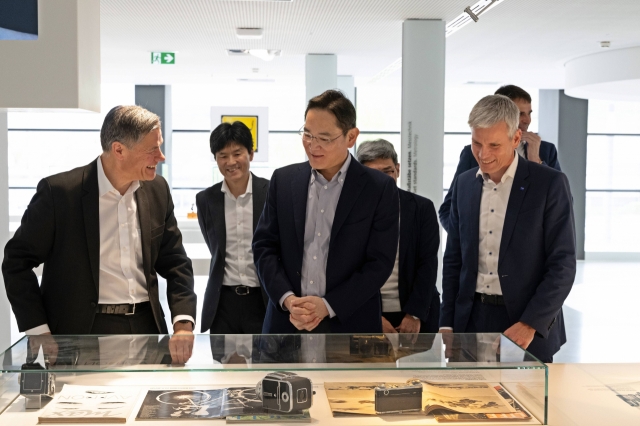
[253,90,399,333]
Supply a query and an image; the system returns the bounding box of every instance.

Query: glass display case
[0,333,547,424]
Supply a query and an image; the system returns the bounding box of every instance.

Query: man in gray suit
[196,121,269,334]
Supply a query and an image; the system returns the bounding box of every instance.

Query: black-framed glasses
[299,127,344,146]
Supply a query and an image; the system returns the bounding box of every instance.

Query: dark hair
[304,90,356,134]
[494,85,532,103]
[209,121,254,157]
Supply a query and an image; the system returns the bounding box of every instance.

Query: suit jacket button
[90,302,97,308]
[296,271,300,276]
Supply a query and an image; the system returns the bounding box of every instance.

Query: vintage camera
[256,372,313,413]
[374,383,423,414]
[20,362,55,409]
[349,335,391,358]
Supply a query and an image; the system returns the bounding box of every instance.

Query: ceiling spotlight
[446,0,507,37]
[226,49,281,61]
[236,28,264,40]
[248,49,281,61]
[464,6,479,22]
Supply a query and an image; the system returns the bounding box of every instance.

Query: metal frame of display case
[0,333,548,425]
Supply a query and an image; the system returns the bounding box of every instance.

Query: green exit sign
[151,52,175,65]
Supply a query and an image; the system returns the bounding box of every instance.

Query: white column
[539,90,588,259]
[401,20,445,205]
[0,112,11,348]
[337,75,355,104]
[305,54,337,102]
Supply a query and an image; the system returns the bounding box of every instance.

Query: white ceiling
[100,0,640,88]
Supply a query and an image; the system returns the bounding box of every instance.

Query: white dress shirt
[476,152,519,295]
[26,157,193,335]
[221,174,260,288]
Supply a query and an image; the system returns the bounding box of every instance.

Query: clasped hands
[284,295,329,331]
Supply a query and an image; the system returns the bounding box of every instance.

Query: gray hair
[100,105,161,152]
[356,139,398,165]
[468,95,520,138]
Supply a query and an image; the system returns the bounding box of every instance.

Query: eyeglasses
[299,128,344,146]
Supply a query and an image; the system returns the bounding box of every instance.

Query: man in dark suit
[196,121,269,334]
[440,85,561,233]
[440,95,576,363]
[356,139,440,334]
[3,106,196,362]
[253,90,399,334]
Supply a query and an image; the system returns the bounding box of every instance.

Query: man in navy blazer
[356,139,440,334]
[253,90,399,334]
[440,95,576,363]
[196,121,270,334]
[440,85,561,233]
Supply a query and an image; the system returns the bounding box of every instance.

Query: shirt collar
[476,150,519,184]
[97,155,140,197]
[221,172,253,198]
[310,153,351,186]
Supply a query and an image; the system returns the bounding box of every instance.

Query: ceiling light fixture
[446,0,508,37]
[236,28,264,39]
[226,49,281,61]
[367,58,403,85]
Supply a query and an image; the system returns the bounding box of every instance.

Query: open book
[325,380,531,421]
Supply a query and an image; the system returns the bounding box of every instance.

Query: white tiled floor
[555,260,640,363]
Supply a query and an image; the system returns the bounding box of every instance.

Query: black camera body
[374,383,423,414]
[256,372,312,413]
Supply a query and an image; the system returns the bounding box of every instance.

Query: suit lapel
[252,174,267,233]
[499,159,530,267]
[135,183,152,280]
[81,160,100,295]
[331,159,367,243]
[291,163,311,252]
[468,173,484,273]
[211,187,226,256]
[398,190,413,271]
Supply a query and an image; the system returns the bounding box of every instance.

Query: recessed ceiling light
[236,28,264,39]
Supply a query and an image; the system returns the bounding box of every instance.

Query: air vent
[236,28,264,39]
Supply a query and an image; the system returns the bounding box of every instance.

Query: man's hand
[288,296,329,331]
[170,321,194,364]
[28,333,58,365]
[382,316,397,334]
[439,328,454,359]
[521,131,542,163]
[396,314,420,334]
[503,321,536,350]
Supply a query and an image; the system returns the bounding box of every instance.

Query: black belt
[224,285,258,296]
[475,292,505,306]
[96,301,151,315]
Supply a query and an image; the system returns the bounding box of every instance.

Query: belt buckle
[235,286,249,296]
[125,303,136,315]
[480,294,488,304]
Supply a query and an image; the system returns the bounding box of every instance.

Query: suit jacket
[2,159,196,334]
[196,173,270,332]
[252,156,400,334]
[396,189,440,332]
[440,158,576,360]
[439,141,561,233]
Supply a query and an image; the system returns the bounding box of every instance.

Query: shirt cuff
[172,315,195,327]
[439,327,453,331]
[411,315,420,321]
[25,324,51,335]
[279,291,294,310]
[322,298,336,319]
